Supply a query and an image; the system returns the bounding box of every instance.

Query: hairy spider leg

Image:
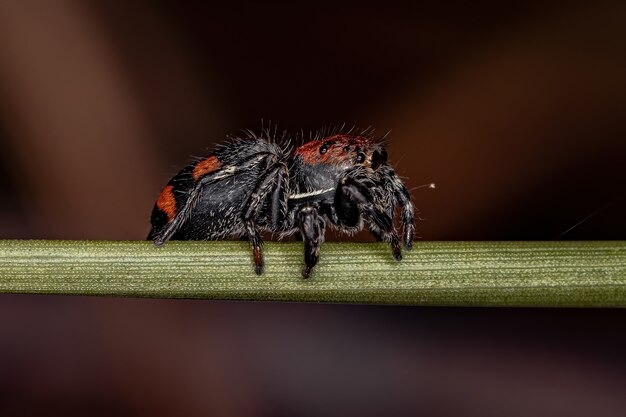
[338,177,402,261]
[298,205,325,278]
[242,161,290,274]
[378,166,415,250]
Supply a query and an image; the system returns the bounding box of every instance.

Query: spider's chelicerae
[148,129,415,278]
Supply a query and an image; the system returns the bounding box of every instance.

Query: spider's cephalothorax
[148,131,415,278]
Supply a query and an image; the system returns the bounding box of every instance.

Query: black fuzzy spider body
[148,132,415,277]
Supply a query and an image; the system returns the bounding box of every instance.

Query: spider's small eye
[343,146,351,152]
[319,140,335,155]
[356,153,366,163]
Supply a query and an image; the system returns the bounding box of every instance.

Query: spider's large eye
[356,153,366,163]
[319,141,334,154]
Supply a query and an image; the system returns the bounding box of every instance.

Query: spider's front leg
[298,205,326,278]
[337,177,402,261]
[378,166,415,250]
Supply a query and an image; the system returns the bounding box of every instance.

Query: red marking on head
[192,155,222,180]
[293,135,376,165]
[156,185,177,222]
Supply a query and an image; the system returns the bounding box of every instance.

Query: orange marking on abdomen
[192,155,222,180]
[156,185,177,222]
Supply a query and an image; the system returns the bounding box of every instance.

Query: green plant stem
[0,240,624,307]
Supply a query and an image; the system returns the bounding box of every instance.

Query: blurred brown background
[0,1,624,416]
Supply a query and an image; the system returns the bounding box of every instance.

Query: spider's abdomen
[173,164,264,239]
[148,139,286,241]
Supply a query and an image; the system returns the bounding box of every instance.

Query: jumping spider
[148,130,414,278]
